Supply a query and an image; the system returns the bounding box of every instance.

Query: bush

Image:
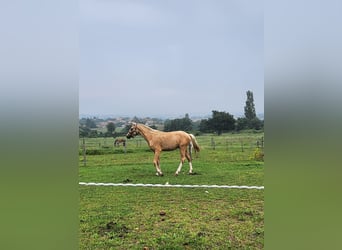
[251,147,264,161]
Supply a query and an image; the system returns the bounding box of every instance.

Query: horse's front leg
[153,151,163,176]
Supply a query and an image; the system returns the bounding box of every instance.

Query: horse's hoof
[174,173,179,176]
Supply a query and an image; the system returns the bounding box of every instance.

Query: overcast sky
[80,0,263,118]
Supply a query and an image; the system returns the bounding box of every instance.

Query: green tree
[243,90,263,130]
[90,130,98,138]
[163,114,193,132]
[210,110,235,135]
[249,117,263,130]
[79,126,91,137]
[199,119,212,133]
[85,118,97,128]
[182,113,192,131]
[106,122,116,136]
[244,90,256,121]
[199,110,235,135]
[236,117,248,131]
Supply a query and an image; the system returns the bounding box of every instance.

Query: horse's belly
[160,141,179,151]
[162,147,178,151]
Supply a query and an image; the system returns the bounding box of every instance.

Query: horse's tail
[189,134,200,152]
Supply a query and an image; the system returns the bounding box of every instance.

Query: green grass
[79,132,264,249]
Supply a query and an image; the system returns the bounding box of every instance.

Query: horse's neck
[137,124,154,142]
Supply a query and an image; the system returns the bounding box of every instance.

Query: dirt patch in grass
[98,221,130,238]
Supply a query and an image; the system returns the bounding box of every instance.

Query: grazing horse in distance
[114,138,126,147]
[126,122,200,176]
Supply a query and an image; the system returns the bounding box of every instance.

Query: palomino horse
[126,123,200,176]
[114,138,126,147]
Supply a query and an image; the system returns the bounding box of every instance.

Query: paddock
[79,132,264,249]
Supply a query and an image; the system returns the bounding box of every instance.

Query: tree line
[200,90,263,134]
[79,90,263,137]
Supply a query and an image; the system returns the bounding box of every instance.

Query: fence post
[82,137,87,166]
[240,140,244,152]
[211,137,216,150]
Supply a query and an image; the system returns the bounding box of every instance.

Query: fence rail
[79,182,264,189]
[79,135,264,150]
[79,133,264,166]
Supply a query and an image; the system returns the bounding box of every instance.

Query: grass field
[79,132,264,249]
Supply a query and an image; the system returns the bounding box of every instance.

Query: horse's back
[156,131,191,150]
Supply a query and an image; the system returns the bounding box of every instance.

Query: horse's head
[126,122,139,139]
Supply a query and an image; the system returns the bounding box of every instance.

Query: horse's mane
[137,123,160,133]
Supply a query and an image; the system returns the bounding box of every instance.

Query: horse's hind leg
[175,160,184,176]
[185,150,193,174]
[175,147,187,176]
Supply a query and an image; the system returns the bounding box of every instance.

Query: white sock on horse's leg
[175,161,183,176]
[154,163,163,176]
[188,162,193,174]
[156,167,163,176]
[155,169,163,176]
[153,154,163,176]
